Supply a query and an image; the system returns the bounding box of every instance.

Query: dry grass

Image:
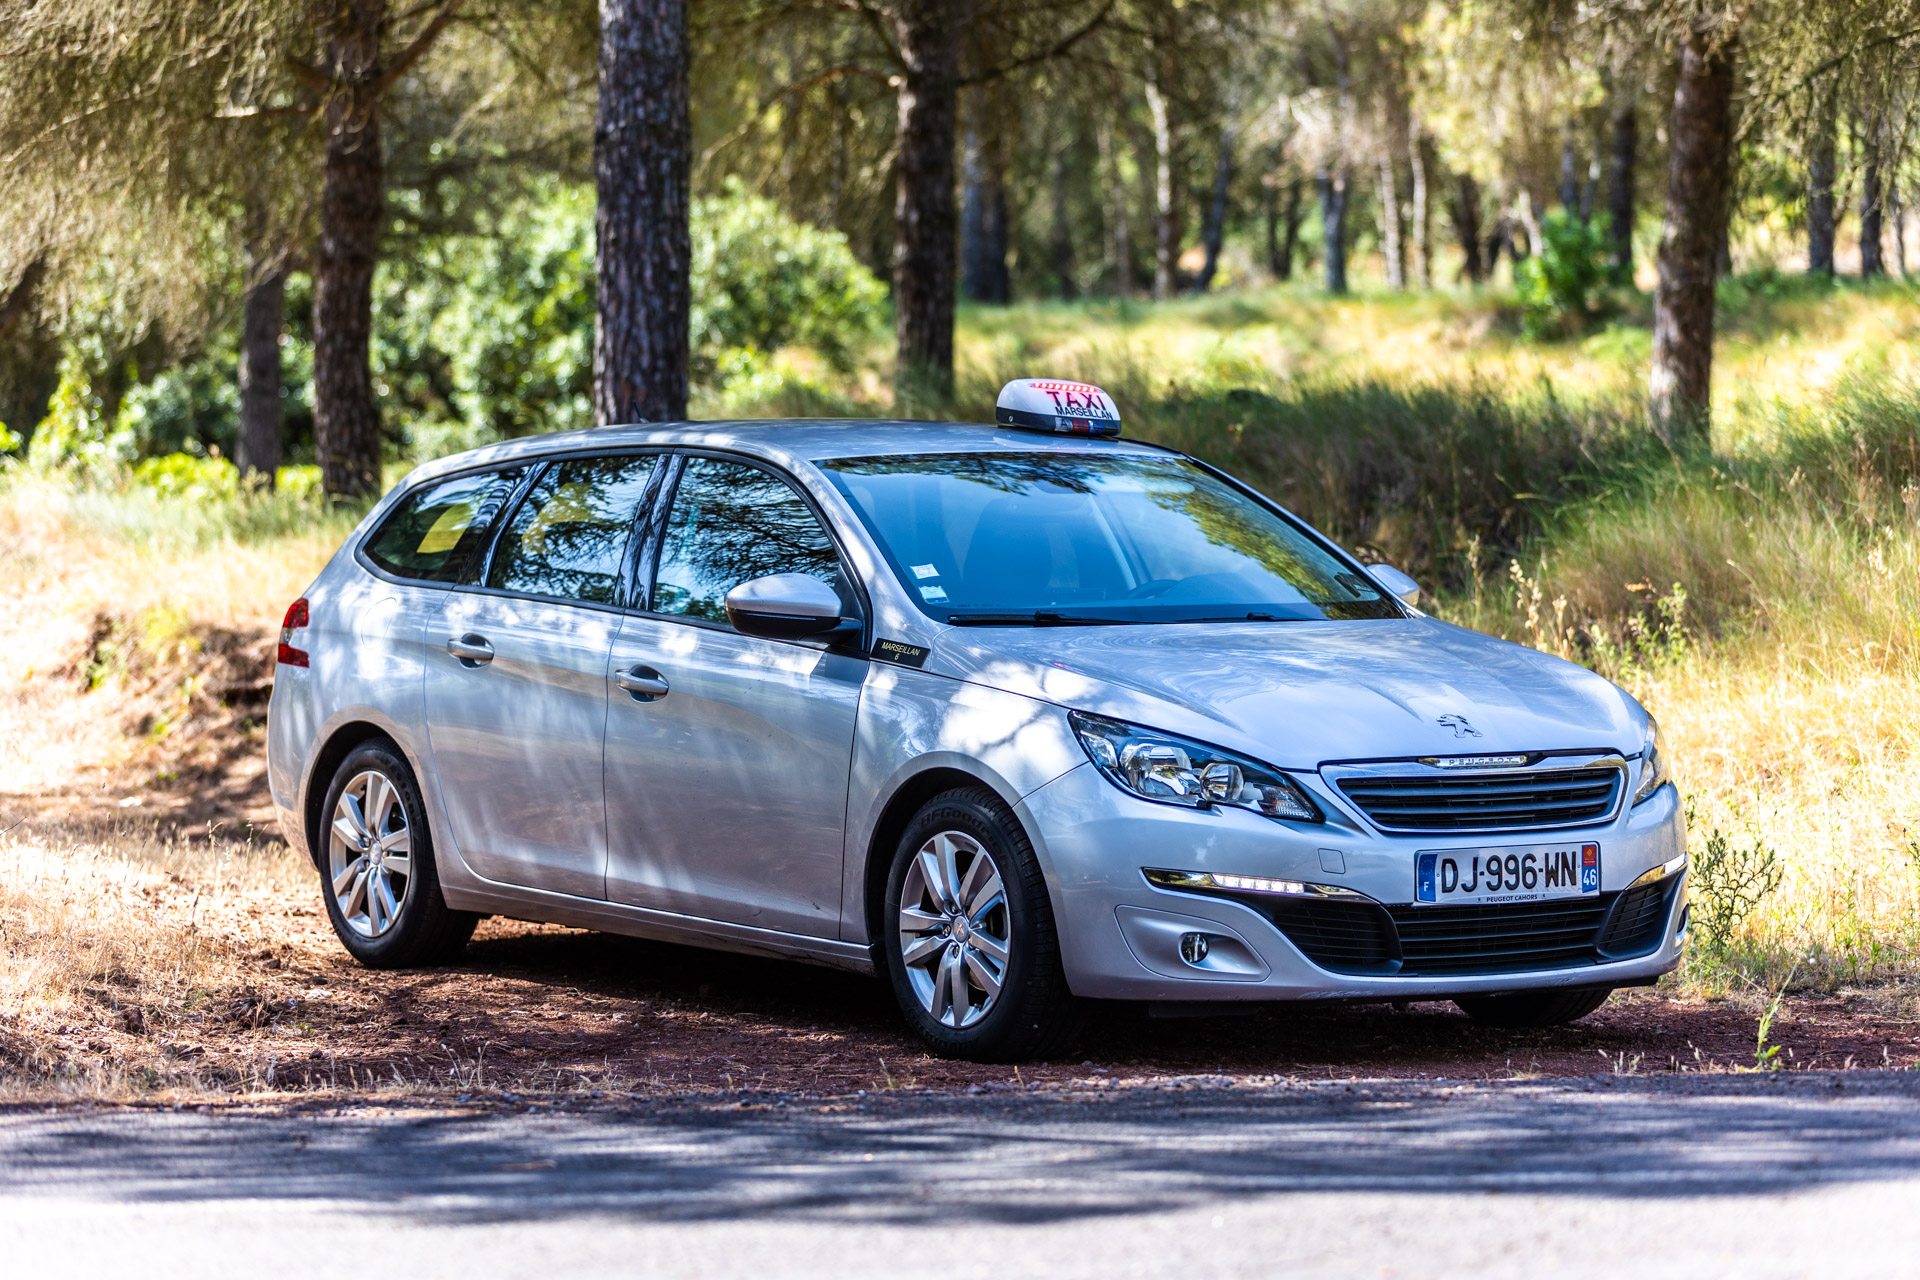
[0,823,313,1100]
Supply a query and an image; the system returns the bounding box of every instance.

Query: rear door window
[363,469,523,584]
[650,457,850,623]
[487,455,661,605]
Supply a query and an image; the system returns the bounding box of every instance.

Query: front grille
[1386,896,1617,974]
[1237,882,1676,978]
[1337,765,1624,832]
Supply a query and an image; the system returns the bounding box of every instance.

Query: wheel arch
[860,765,1031,955]
[301,719,406,869]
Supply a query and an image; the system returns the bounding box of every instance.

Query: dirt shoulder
[3,613,1917,1106]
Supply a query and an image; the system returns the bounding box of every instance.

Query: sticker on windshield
[919,585,949,602]
[876,639,929,668]
[912,564,940,579]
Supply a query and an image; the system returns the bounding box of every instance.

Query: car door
[423,453,662,901]
[603,454,867,937]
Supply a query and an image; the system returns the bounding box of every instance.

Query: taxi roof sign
[994,378,1122,437]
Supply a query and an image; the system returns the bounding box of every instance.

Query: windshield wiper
[1166,612,1285,623]
[946,611,1143,627]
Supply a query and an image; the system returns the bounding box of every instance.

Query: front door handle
[613,666,670,701]
[447,634,495,667]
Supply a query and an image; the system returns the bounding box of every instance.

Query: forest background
[3,0,1920,1013]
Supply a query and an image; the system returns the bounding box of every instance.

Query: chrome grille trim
[1322,752,1628,834]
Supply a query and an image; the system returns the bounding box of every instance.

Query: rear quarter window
[363,469,523,584]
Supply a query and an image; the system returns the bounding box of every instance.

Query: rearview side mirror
[724,573,856,641]
[1366,563,1422,608]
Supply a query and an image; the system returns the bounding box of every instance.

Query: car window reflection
[652,458,845,623]
[488,455,658,604]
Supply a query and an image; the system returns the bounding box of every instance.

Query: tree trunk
[1378,157,1404,288]
[1051,148,1077,300]
[961,106,1009,304]
[1451,173,1485,284]
[1893,181,1907,277]
[1808,77,1837,276]
[235,264,286,487]
[1559,123,1581,213]
[890,0,962,404]
[1409,135,1432,290]
[1144,76,1178,300]
[1608,100,1636,283]
[1281,178,1303,280]
[0,256,44,344]
[595,0,691,426]
[1649,27,1737,442]
[1101,120,1132,297]
[1318,171,1348,294]
[1862,156,1886,278]
[312,0,387,500]
[1195,123,1234,293]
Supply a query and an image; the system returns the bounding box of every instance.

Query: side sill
[442,882,877,976]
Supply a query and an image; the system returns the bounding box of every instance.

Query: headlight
[1068,711,1322,822]
[1632,715,1669,805]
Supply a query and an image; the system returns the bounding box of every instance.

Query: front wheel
[1455,986,1613,1028]
[319,740,477,969]
[882,787,1086,1062]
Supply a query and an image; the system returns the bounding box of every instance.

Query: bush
[1685,800,1783,954]
[691,179,886,380]
[131,452,239,499]
[1515,211,1612,339]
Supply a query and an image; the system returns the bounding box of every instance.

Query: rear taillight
[278,597,310,668]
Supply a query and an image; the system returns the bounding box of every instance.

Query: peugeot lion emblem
[1437,714,1482,739]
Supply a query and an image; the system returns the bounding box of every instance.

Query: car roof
[404,418,1175,486]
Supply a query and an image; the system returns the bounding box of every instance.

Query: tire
[882,787,1087,1062]
[1454,986,1613,1028]
[317,740,477,969]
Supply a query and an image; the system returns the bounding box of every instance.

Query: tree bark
[595,0,691,426]
[1649,27,1737,442]
[1807,76,1837,276]
[235,264,286,487]
[312,0,387,500]
[1318,170,1348,294]
[1280,178,1303,280]
[1862,156,1886,278]
[1144,75,1178,300]
[1608,100,1637,283]
[1559,122,1582,213]
[0,256,44,344]
[891,0,962,404]
[961,105,1009,304]
[1101,120,1132,297]
[1378,157,1404,288]
[1195,123,1234,293]
[1409,135,1432,290]
[1451,173,1484,284]
[1051,148,1077,300]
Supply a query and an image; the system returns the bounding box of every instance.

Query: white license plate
[1414,842,1600,906]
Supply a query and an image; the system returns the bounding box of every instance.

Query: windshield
[820,452,1399,624]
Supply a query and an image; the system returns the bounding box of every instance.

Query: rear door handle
[613,666,670,701]
[447,634,495,666]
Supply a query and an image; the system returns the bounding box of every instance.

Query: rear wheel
[319,740,477,968]
[1455,986,1613,1028]
[882,787,1086,1062]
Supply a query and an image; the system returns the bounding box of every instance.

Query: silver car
[267,382,1685,1062]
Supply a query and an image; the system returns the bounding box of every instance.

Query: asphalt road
[5,1073,1920,1278]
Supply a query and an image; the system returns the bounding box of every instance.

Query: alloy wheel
[327,769,414,939]
[897,830,1011,1029]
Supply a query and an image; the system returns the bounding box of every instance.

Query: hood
[929,618,1642,770]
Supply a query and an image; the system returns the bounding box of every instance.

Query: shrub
[1685,800,1784,954]
[130,453,239,500]
[691,179,886,380]
[1515,211,1612,339]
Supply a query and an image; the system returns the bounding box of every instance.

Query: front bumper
[1021,762,1686,1002]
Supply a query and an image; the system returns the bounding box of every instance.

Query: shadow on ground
[5,1074,1920,1227]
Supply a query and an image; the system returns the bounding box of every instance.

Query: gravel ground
[5,1072,1920,1277]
